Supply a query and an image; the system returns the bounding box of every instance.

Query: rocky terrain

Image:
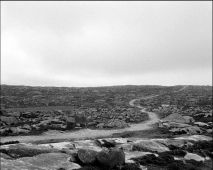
[1,135,212,170]
[0,85,212,170]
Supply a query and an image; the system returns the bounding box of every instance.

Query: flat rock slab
[0,143,60,158]
[132,140,169,153]
[1,153,81,170]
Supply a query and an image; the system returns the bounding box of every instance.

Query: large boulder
[77,149,98,164]
[1,153,81,170]
[97,148,125,168]
[0,143,60,158]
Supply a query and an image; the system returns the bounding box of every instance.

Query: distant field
[4,106,74,112]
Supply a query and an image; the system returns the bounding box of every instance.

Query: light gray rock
[132,140,169,153]
[1,153,81,170]
[184,152,205,162]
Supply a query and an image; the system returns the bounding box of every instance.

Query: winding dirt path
[0,86,188,143]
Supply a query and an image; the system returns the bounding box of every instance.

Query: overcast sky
[1,1,212,87]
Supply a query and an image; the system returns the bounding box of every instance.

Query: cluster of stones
[0,102,149,137]
[157,113,213,136]
[1,135,212,170]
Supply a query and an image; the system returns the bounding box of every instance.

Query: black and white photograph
[0,1,212,170]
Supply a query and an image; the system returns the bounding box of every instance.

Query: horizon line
[1,83,212,89]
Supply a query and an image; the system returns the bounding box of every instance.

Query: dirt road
[1,86,188,143]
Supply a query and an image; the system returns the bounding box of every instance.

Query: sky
[1,1,212,87]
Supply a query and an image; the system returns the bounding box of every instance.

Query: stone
[132,140,169,153]
[156,139,186,149]
[194,122,209,127]
[10,127,30,135]
[96,123,104,128]
[97,148,125,168]
[207,129,213,133]
[169,126,202,135]
[0,116,19,125]
[77,149,98,164]
[1,153,81,170]
[163,113,189,124]
[184,152,205,162]
[66,117,76,129]
[183,116,195,123]
[95,139,116,148]
[0,143,60,158]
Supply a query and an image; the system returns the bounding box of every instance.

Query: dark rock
[162,149,187,157]
[166,161,186,170]
[76,166,102,170]
[121,163,141,170]
[77,149,98,164]
[95,139,116,148]
[66,117,76,129]
[0,140,19,145]
[132,153,174,167]
[131,154,156,165]
[97,148,125,168]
